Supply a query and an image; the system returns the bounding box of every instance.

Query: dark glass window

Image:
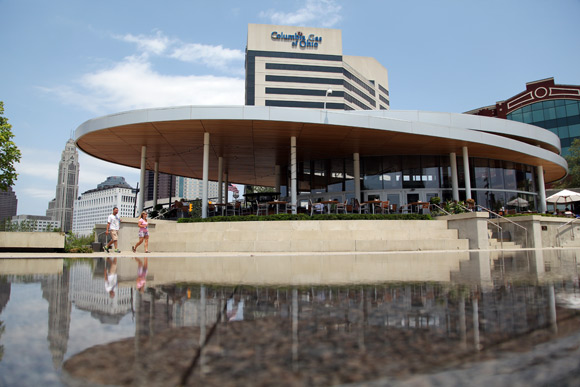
[489,160,504,189]
[362,157,383,190]
[382,156,402,189]
[328,159,345,192]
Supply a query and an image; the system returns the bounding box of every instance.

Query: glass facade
[507,99,580,156]
[290,155,538,212]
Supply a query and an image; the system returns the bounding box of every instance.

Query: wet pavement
[0,249,579,386]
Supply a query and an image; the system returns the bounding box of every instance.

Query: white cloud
[260,0,342,28]
[117,31,172,56]
[44,55,245,114]
[114,31,244,72]
[170,43,245,71]
[77,153,140,194]
[16,147,59,181]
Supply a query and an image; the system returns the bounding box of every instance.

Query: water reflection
[0,250,578,386]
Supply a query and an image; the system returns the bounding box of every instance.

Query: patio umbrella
[507,197,528,207]
[546,189,580,204]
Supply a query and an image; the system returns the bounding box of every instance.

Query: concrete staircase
[132,219,469,253]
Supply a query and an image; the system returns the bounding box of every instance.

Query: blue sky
[2,0,579,216]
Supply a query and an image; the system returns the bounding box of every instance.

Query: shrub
[177,213,431,223]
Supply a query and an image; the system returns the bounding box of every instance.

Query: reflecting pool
[0,250,579,386]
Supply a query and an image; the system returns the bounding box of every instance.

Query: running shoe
[103,246,109,253]
[132,246,136,253]
[115,249,121,253]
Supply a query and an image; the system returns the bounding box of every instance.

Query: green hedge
[177,213,432,223]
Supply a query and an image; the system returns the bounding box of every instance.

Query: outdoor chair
[256,201,268,216]
[335,200,347,214]
[379,201,390,214]
[356,199,370,214]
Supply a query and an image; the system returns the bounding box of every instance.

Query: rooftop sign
[271,31,322,49]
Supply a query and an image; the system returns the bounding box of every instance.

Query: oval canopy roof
[75,106,568,185]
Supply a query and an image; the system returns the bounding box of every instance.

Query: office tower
[0,186,17,223]
[245,23,389,111]
[46,139,79,232]
[467,78,580,156]
[72,176,136,236]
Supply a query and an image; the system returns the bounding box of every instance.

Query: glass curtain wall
[290,155,538,211]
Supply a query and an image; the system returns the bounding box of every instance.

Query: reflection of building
[69,262,132,321]
[246,24,389,111]
[0,187,17,223]
[72,177,136,236]
[11,214,60,231]
[467,78,580,156]
[40,269,71,369]
[46,139,79,233]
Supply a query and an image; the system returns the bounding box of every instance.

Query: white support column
[291,137,297,214]
[462,146,472,200]
[275,165,281,194]
[354,153,361,202]
[450,152,459,201]
[217,157,223,204]
[224,173,229,204]
[537,165,547,213]
[138,146,147,215]
[202,133,210,218]
[153,161,159,209]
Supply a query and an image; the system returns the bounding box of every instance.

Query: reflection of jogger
[134,257,148,293]
[132,211,150,253]
[104,257,118,298]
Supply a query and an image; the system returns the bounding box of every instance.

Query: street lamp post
[323,89,333,110]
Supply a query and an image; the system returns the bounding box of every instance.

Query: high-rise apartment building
[245,24,389,111]
[0,186,17,223]
[72,176,136,236]
[46,139,79,232]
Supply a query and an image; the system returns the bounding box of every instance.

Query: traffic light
[189,203,193,212]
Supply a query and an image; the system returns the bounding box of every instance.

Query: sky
[1,0,579,216]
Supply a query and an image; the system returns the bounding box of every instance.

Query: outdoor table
[362,200,382,214]
[406,201,428,214]
[321,200,339,214]
[268,200,288,214]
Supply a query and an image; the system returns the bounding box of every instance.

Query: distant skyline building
[11,214,60,232]
[245,23,389,111]
[46,139,79,233]
[72,176,136,236]
[0,186,17,223]
[176,176,219,201]
[144,171,175,202]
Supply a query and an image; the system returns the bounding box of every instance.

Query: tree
[555,138,580,188]
[0,102,21,191]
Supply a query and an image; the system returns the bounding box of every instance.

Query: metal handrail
[454,203,504,249]
[475,204,527,248]
[556,216,580,247]
[430,203,451,216]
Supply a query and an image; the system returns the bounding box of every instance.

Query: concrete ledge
[0,232,65,252]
